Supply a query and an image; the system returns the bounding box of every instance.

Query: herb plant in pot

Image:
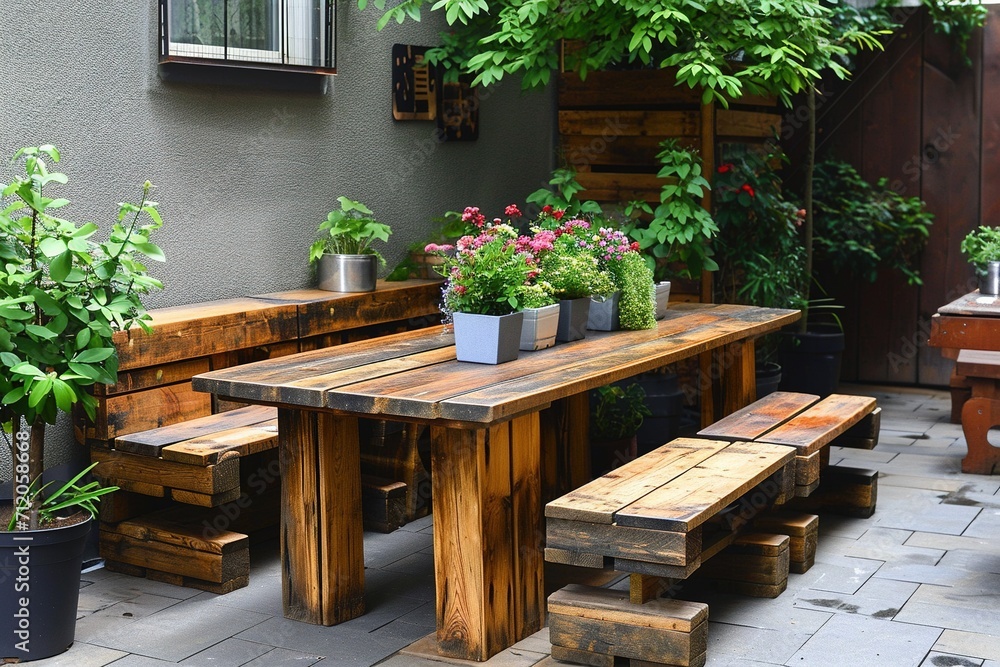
[309,197,392,293]
[0,145,164,661]
[426,209,535,364]
[961,226,1000,295]
[589,383,651,477]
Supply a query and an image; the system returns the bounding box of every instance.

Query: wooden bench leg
[790,466,878,518]
[951,368,972,425]
[278,409,365,626]
[431,411,543,661]
[961,397,1000,474]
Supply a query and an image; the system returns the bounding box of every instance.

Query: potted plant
[309,196,392,292]
[386,209,466,281]
[585,226,656,331]
[0,145,164,661]
[534,215,614,342]
[589,383,651,477]
[961,226,1000,295]
[516,282,559,351]
[425,207,535,364]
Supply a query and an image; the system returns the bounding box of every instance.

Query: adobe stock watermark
[13,427,29,530]
[11,535,32,655]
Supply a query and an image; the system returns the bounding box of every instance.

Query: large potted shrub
[309,196,392,292]
[0,145,164,661]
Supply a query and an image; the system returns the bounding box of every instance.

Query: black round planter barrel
[755,362,783,399]
[1,515,92,662]
[777,327,845,398]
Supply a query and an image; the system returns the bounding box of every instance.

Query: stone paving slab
[920,651,983,667]
[937,548,1000,574]
[935,629,1000,663]
[792,576,917,619]
[787,614,941,666]
[705,623,813,665]
[74,593,185,644]
[895,599,1000,636]
[18,642,127,667]
[240,647,325,666]
[180,637,273,666]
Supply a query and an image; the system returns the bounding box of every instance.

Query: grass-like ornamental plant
[0,145,164,530]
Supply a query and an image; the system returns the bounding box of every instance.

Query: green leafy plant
[961,226,1000,274]
[591,383,652,441]
[0,144,163,530]
[588,227,656,330]
[536,219,615,300]
[624,140,719,281]
[7,462,115,530]
[812,160,933,286]
[309,197,392,265]
[922,0,988,65]
[387,209,469,281]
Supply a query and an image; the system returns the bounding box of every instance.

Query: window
[159,0,335,74]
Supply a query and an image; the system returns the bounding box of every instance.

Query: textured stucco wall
[0,1,556,478]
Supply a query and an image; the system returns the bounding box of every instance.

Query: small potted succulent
[0,145,164,661]
[425,207,535,364]
[309,197,392,292]
[961,226,1000,295]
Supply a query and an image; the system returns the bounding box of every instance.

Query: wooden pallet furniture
[752,511,819,574]
[193,303,800,660]
[83,280,442,592]
[929,291,1000,474]
[543,437,797,666]
[696,391,879,502]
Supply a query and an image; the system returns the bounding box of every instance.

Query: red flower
[542,205,553,214]
[630,241,640,252]
[740,183,755,198]
[718,163,734,174]
[553,209,565,221]
[504,204,522,218]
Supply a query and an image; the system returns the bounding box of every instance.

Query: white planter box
[655,281,671,320]
[520,303,560,351]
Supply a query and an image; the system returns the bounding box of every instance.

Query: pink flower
[424,243,454,253]
[461,206,486,228]
[505,204,522,218]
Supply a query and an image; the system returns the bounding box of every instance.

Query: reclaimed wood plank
[160,420,278,465]
[115,405,277,457]
[756,394,877,454]
[546,438,729,524]
[95,357,211,397]
[697,391,819,441]
[548,584,708,632]
[559,70,702,107]
[546,517,699,567]
[721,338,757,415]
[615,441,795,531]
[510,412,544,640]
[716,109,781,138]
[99,530,248,583]
[91,448,241,495]
[92,383,212,442]
[559,110,700,136]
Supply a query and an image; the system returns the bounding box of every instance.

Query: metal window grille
[159,0,335,73]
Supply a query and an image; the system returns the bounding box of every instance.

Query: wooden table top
[192,303,799,425]
[937,290,1000,316]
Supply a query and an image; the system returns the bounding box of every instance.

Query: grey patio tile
[812,534,862,561]
[906,531,997,553]
[336,588,426,633]
[396,634,549,666]
[687,591,832,633]
[381,551,435,575]
[105,656,181,667]
[180,637,273,666]
[77,572,201,615]
[371,618,438,644]
[508,628,551,655]
[907,574,1000,611]
[242,647,325,666]
[705,622,813,665]
[20,642,127,667]
[816,515,870,540]
[926,421,967,438]
[871,500,980,536]
[75,594,186,643]
[961,507,1000,538]
[792,577,917,619]
[844,526,946,564]
[878,435,923,447]
[198,572,284,618]
[399,514,434,533]
[363,567,436,602]
[390,601,435,631]
[235,616,412,665]
[365,531,435,568]
[86,597,271,661]
[937,548,1000,574]
[935,629,1000,662]
[786,615,940,666]
[376,655,449,667]
[895,600,1000,636]
[872,562,973,586]
[829,447,898,464]
[784,555,882,595]
[920,652,983,666]
[878,474,969,493]
[872,452,965,477]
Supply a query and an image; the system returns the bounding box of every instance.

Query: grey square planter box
[587,292,621,331]
[655,281,671,320]
[520,303,560,351]
[556,297,591,342]
[453,311,524,364]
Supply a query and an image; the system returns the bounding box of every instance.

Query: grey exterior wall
[0,1,556,478]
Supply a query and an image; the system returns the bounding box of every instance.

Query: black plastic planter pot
[755,362,783,399]
[1,515,92,662]
[777,327,845,398]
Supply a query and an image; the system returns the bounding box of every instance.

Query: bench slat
[956,349,1000,380]
[114,405,278,457]
[614,441,795,532]
[161,420,279,465]
[696,391,819,441]
[756,394,876,454]
[545,438,731,524]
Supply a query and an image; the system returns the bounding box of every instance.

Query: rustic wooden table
[192,302,799,661]
[929,290,1000,473]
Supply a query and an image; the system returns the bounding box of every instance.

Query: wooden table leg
[431,412,543,661]
[539,394,591,501]
[961,396,1000,474]
[722,338,756,416]
[278,409,365,625]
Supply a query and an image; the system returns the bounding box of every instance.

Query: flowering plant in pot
[425,207,537,364]
[0,145,164,660]
[583,225,656,331]
[309,196,392,292]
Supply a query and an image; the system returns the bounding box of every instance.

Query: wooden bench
[696,392,879,510]
[544,437,798,666]
[953,349,1000,474]
[83,280,442,592]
